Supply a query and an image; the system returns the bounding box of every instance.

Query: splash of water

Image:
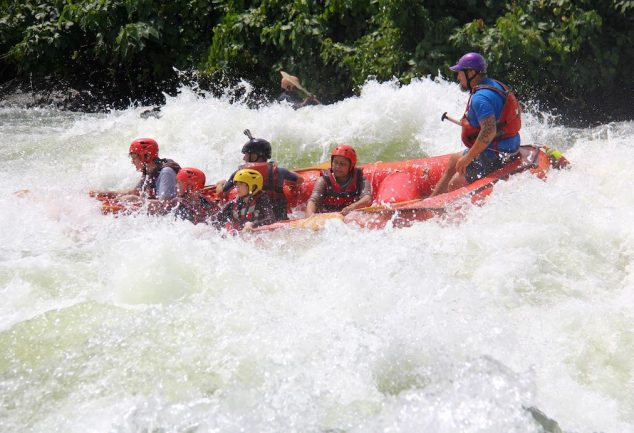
[1,77,633,433]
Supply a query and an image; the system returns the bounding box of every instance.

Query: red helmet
[129,138,159,164]
[331,144,357,171]
[176,167,206,192]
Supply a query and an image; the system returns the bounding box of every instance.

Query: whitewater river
[1,77,633,433]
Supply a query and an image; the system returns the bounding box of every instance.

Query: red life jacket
[243,161,289,220]
[242,162,283,196]
[138,158,181,198]
[229,192,266,229]
[461,79,521,148]
[175,193,218,225]
[320,168,364,212]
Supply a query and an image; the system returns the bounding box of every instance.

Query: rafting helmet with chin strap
[331,144,357,173]
[450,52,487,73]
[176,167,206,192]
[241,129,272,160]
[450,52,487,91]
[129,138,159,164]
[233,168,264,195]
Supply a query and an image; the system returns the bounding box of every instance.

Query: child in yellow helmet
[212,169,275,232]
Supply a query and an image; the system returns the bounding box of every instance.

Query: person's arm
[288,172,305,186]
[145,197,177,215]
[341,176,372,215]
[455,114,496,175]
[90,187,139,199]
[145,167,178,215]
[299,95,321,107]
[280,168,304,188]
[92,175,144,198]
[305,177,325,217]
[215,180,227,196]
[216,170,238,198]
[211,201,233,229]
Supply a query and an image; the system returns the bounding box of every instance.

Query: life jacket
[320,168,364,212]
[461,79,521,150]
[138,158,181,198]
[175,193,218,225]
[229,192,267,229]
[243,161,289,220]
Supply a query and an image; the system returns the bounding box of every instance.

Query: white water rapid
[1,77,633,433]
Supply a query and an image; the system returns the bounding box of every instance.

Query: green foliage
[1,0,632,119]
[449,0,634,112]
[1,0,220,104]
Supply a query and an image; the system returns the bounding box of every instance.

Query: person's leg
[447,171,468,191]
[463,151,505,185]
[430,152,461,197]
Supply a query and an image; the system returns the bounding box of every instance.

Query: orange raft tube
[93,144,567,229]
[254,144,566,232]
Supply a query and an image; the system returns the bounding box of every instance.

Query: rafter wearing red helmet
[172,167,218,224]
[91,138,181,215]
[305,144,372,217]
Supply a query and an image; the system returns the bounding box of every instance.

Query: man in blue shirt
[431,52,522,196]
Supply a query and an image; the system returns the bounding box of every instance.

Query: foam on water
[1,77,633,433]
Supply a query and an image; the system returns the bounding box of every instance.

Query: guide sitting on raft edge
[431,52,522,197]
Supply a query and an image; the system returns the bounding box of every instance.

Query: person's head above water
[241,129,271,162]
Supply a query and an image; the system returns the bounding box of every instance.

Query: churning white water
[1,77,633,433]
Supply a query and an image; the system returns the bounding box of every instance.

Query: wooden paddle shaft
[441,112,461,126]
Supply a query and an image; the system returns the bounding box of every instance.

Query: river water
[1,77,633,433]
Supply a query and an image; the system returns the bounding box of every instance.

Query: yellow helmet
[233,169,263,195]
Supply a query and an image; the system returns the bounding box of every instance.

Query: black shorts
[464,150,507,184]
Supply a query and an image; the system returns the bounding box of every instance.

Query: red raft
[255,144,567,231]
[93,144,567,229]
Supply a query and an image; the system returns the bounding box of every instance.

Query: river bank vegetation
[1,0,632,123]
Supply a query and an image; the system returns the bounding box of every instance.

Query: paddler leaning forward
[431,52,522,196]
[91,137,181,215]
[305,144,372,217]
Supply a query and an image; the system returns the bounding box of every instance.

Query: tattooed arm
[455,114,497,175]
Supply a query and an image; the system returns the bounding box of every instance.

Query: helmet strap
[465,69,484,92]
[465,69,475,91]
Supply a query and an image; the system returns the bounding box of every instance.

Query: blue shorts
[464,150,511,184]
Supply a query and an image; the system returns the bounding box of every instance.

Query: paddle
[293,160,331,172]
[14,189,31,197]
[441,111,461,126]
[355,198,423,213]
[252,212,343,233]
[280,71,315,99]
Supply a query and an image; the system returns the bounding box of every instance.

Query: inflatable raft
[93,144,568,230]
[254,144,566,231]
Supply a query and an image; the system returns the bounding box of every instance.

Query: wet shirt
[135,166,177,198]
[154,167,177,198]
[468,77,520,155]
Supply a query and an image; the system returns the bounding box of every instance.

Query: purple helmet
[450,52,487,73]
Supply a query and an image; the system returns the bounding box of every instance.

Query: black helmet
[241,129,271,160]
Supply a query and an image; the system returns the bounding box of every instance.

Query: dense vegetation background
[1,0,633,123]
